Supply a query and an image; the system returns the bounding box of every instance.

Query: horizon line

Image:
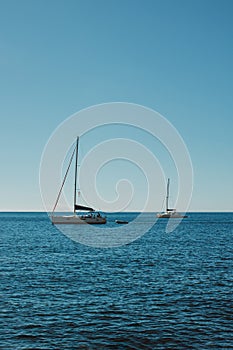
[0,210,233,213]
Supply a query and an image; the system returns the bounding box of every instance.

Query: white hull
[51,215,106,225]
[157,212,187,218]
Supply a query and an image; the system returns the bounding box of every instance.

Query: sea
[0,212,233,349]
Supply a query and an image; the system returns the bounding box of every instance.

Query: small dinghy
[115,220,128,224]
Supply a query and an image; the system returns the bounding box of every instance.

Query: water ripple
[0,212,233,349]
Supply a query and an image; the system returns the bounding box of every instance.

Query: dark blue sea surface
[0,212,233,349]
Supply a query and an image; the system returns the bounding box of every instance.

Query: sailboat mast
[166,178,170,212]
[74,137,79,213]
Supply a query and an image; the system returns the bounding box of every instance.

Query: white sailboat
[157,179,187,218]
[51,137,106,225]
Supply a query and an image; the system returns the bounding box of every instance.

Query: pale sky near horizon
[0,0,233,212]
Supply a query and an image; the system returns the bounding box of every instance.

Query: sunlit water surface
[0,212,233,349]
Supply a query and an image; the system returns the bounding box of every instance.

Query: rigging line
[52,146,76,214]
[73,137,80,212]
[161,197,165,212]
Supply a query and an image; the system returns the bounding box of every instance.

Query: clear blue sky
[0,0,232,211]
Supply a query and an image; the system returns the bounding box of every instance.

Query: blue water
[0,212,233,349]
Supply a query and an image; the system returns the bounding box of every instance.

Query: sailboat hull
[157,212,187,218]
[51,215,106,225]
